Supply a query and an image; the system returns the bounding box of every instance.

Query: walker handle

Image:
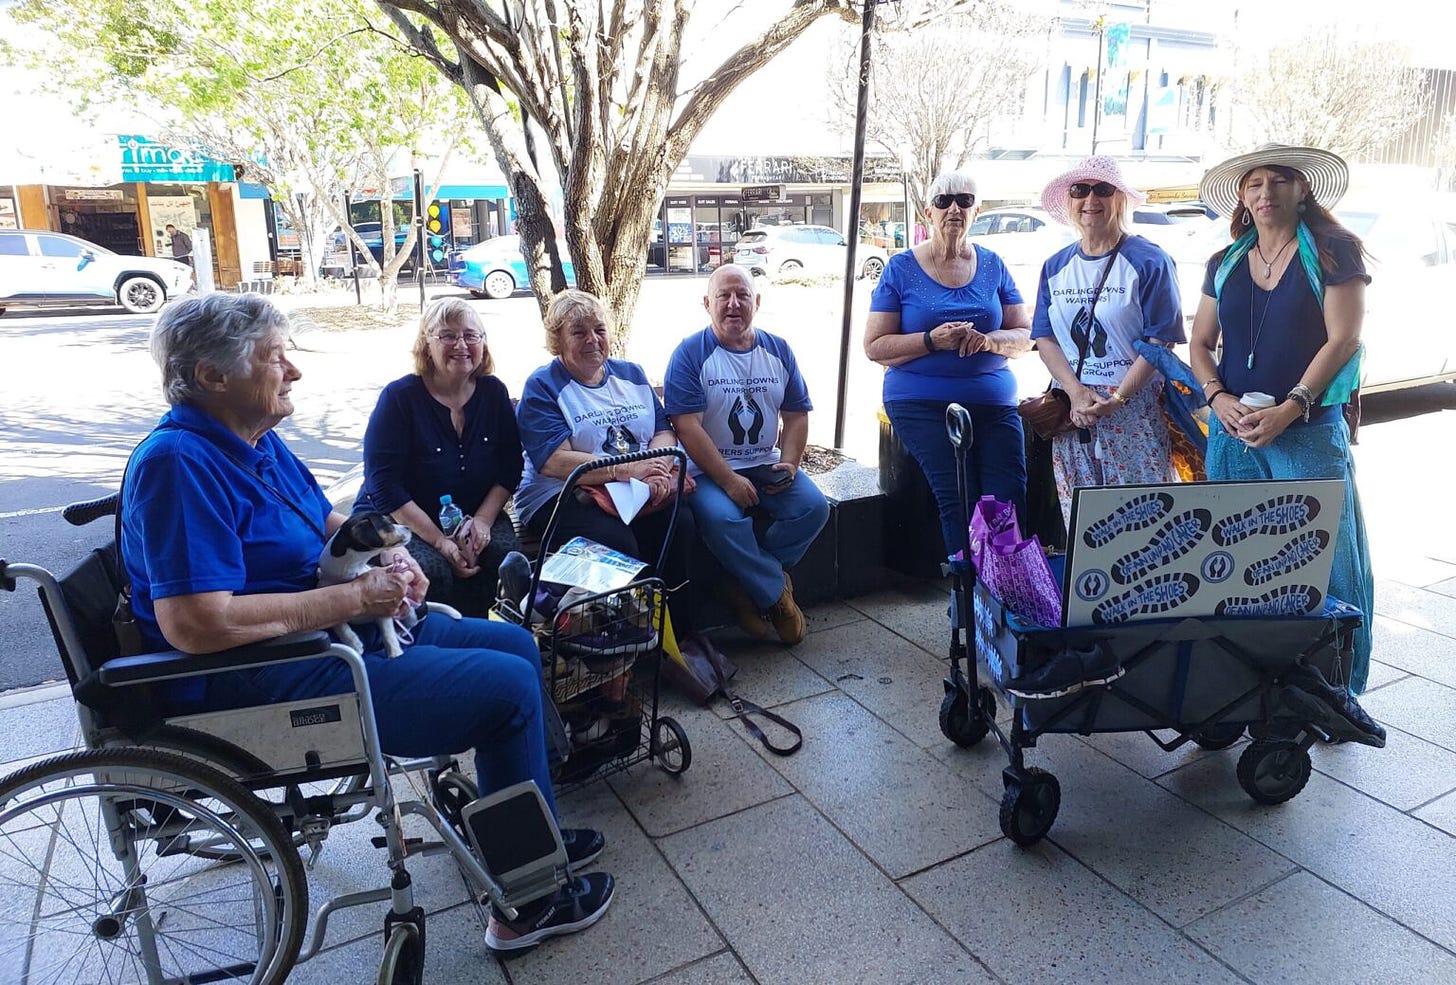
[945,403,974,451]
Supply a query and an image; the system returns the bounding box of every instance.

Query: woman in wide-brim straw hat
[1190,143,1375,695]
[1030,155,1186,529]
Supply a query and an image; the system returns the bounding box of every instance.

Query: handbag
[579,469,696,520]
[662,627,802,756]
[1018,237,1124,441]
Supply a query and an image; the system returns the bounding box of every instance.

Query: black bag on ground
[1022,429,1067,553]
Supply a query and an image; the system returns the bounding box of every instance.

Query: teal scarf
[1212,222,1361,405]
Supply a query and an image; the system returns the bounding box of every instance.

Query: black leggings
[528,493,703,632]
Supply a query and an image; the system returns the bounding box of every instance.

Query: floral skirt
[1051,382,1175,530]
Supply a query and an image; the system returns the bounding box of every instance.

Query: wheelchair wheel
[377,920,425,985]
[0,748,307,985]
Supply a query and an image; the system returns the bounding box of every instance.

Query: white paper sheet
[605,478,651,524]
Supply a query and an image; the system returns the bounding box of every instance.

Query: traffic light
[426,202,448,265]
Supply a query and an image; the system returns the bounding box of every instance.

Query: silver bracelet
[1286,384,1313,422]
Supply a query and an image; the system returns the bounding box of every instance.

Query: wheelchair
[0,494,571,984]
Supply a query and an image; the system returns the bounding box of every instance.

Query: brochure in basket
[539,536,648,594]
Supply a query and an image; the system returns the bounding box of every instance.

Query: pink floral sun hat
[1039,156,1148,225]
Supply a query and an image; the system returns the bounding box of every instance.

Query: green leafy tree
[4,0,475,313]
[376,0,982,348]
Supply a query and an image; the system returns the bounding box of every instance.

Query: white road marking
[0,506,65,520]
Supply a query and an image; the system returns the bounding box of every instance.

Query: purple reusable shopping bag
[969,497,1063,627]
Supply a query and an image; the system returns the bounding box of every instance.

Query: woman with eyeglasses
[1031,156,1185,528]
[865,169,1034,558]
[356,296,524,615]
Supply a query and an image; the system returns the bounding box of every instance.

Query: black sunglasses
[1068,181,1118,199]
[931,192,976,209]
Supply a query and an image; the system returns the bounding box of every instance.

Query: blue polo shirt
[121,404,332,673]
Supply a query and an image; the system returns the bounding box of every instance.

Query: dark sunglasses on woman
[931,192,976,209]
[1068,181,1118,199]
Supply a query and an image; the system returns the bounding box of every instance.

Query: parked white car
[733,225,887,280]
[0,230,192,315]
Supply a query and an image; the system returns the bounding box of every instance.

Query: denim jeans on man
[886,399,1027,558]
[175,615,559,817]
[687,469,830,609]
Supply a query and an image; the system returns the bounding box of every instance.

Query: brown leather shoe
[768,573,805,645]
[722,576,770,640]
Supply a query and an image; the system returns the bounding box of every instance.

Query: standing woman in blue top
[1190,144,1373,694]
[865,169,1033,557]
[357,297,523,615]
[1031,156,1185,527]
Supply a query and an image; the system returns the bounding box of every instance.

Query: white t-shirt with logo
[664,326,812,475]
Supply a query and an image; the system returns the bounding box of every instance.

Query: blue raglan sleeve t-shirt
[869,245,1025,406]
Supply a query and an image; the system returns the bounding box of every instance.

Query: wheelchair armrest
[92,631,335,687]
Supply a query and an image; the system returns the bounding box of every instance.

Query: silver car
[0,230,193,315]
[733,224,887,281]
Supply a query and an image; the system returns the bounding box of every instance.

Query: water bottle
[438,495,464,538]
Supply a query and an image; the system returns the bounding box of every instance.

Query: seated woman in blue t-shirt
[121,293,612,952]
[515,290,698,626]
[865,169,1034,557]
[356,298,523,616]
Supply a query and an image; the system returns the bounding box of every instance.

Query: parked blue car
[447,235,577,299]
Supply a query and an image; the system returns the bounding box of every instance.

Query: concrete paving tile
[1415,789,1456,837]
[704,644,834,721]
[1375,579,1456,639]
[659,796,995,985]
[505,781,722,985]
[646,951,755,985]
[0,696,79,767]
[1185,870,1456,985]
[1004,739,1298,927]
[607,699,794,837]
[1370,616,1456,689]
[848,581,953,658]
[1358,676,1456,753]
[1161,758,1456,951]
[801,599,868,634]
[1362,658,1409,692]
[1310,724,1456,810]
[1380,558,1456,591]
[792,618,963,749]
[903,840,1245,985]
[1077,728,1238,780]
[739,691,1003,878]
[1426,576,1456,598]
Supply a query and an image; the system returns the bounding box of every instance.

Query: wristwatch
[1286,384,1313,422]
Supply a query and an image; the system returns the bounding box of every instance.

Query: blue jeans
[182,615,559,817]
[885,399,1026,558]
[687,470,830,609]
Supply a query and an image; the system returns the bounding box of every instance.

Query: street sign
[741,184,786,203]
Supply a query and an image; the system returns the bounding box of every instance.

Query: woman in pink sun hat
[1029,155,1186,528]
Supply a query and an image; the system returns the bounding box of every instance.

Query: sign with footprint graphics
[1062,480,1345,627]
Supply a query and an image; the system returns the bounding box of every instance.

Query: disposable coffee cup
[1240,391,1276,409]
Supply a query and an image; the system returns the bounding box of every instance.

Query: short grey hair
[927,170,979,202]
[151,292,289,406]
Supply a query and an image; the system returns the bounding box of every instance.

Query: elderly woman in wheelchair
[0,293,610,985]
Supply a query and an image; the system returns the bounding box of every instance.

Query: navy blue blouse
[357,374,524,528]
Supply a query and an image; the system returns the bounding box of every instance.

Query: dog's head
[329,511,411,558]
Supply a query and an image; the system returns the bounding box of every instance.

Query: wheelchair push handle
[945,403,974,451]
[63,493,120,527]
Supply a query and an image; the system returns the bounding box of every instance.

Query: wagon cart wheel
[939,680,992,747]
[1192,722,1245,751]
[377,920,425,985]
[1237,739,1311,805]
[652,716,692,775]
[999,767,1061,846]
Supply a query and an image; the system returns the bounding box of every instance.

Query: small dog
[318,511,418,657]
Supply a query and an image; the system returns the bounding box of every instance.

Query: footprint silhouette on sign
[1215,585,1323,616]
[1212,494,1320,546]
[1091,572,1200,625]
[1083,492,1175,548]
[1111,508,1211,584]
[1243,530,1330,586]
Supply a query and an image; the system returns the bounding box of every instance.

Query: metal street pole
[413,169,426,313]
[1091,19,1106,154]
[343,190,361,305]
[901,165,912,249]
[835,0,879,451]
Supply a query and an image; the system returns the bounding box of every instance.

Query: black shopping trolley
[937,404,1369,846]
[495,448,692,789]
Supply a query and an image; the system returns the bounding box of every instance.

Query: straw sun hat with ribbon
[1039,155,1147,225]
[1198,143,1349,219]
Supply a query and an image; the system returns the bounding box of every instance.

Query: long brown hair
[1225,165,1365,273]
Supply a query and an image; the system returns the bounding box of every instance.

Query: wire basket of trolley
[491,446,692,789]
[935,403,1385,847]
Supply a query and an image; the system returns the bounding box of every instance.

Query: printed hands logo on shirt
[1069,305,1109,359]
[601,425,642,455]
[726,394,765,446]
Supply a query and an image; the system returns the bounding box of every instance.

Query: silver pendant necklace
[1247,280,1274,370]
